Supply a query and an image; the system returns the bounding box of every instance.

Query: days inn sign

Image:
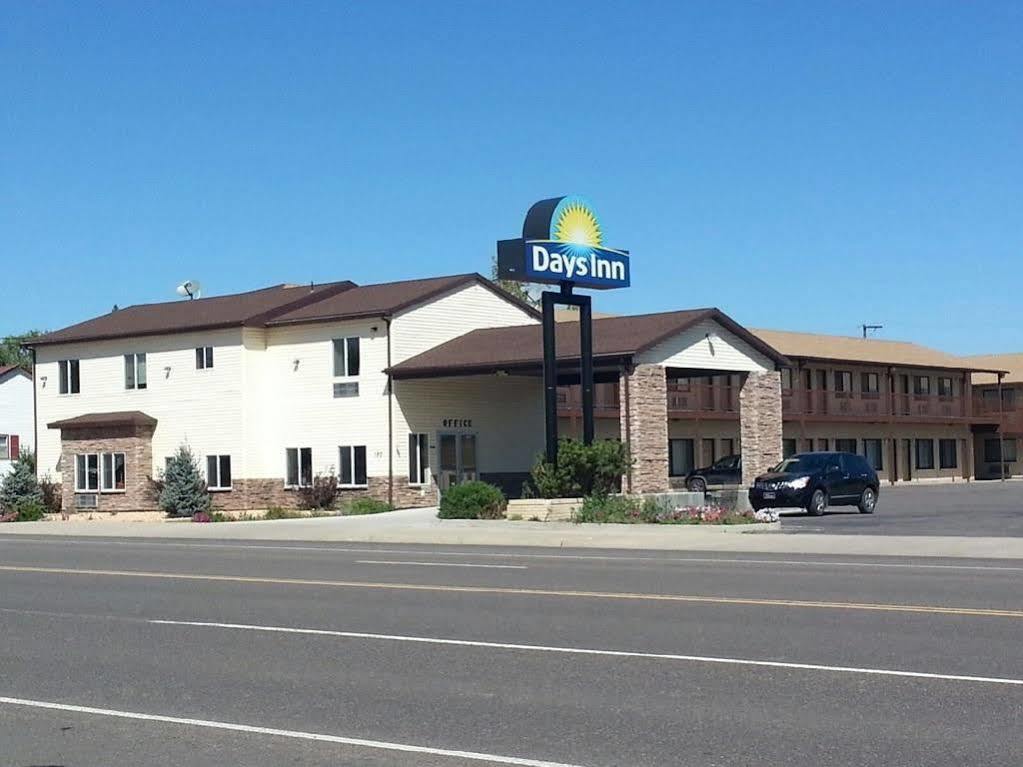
[497,196,631,290]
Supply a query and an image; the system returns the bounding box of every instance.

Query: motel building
[27,272,1012,514]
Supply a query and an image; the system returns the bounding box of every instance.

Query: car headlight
[784,476,810,490]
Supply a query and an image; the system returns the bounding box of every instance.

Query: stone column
[619,364,668,494]
[739,371,783,487]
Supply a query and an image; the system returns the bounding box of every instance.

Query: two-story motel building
[27,272,1011,513]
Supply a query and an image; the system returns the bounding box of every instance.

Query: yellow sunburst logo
[552,203,603,247]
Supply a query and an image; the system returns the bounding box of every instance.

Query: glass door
[438,433,478,490]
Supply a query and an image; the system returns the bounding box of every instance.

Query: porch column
[740,370,783,486]
[619,364,668,493]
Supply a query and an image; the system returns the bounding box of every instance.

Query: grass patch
[343,498,393,516]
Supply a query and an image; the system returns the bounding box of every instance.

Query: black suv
[749,451,880,516]
[685,454,741,493]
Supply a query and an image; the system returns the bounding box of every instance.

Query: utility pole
[862,324,884,339]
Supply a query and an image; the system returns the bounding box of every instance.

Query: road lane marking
[150,619,1023,687]
[0,696,585,767]
[356,560,526,569]
[1,564,1021,617]
[3,537,1023,572]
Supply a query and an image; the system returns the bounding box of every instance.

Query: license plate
[763,491,776,500]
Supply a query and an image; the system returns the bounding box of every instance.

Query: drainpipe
[621,361,632,493]
[385,317,394,507]
[31,347,38,478]
[998,372,1006,482]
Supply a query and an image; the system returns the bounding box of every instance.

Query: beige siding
[635,319,772,372]
[0,373,34,477]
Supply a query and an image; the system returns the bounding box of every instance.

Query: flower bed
[573,495,778,525]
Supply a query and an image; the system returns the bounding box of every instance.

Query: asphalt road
[2,536,1022,766]
[780,480,1023,536]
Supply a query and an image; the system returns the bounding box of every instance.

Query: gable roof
[389,308,789,379]
[749,328,1002,373]
[963,354,1023,385]
[26,273,538,347]
[0,365,31,382]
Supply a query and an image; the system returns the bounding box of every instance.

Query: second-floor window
[861,373,879,394]
[333,337,360,377]
[196,347,214,369]
[914,376,931,396]
[937,377,954,397]
[835,371,852,393]
[780,369,793,390]
[59,359,80,394]
[124,353,147,390]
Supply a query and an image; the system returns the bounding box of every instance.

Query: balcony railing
[784,390,967,419]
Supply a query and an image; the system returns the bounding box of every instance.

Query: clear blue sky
[2,1,1020,354]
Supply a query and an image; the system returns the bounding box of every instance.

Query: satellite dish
[175,280,202,300]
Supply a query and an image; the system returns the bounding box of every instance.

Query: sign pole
[542,291,559,464]
[580,295,594,445]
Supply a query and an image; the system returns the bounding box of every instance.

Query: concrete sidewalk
[2,506,1023,558]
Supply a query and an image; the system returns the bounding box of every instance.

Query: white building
[0,365,34,477]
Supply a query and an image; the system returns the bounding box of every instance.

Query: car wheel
[688,477,706,493]
[807,489,827,516]
[858,487,877,514]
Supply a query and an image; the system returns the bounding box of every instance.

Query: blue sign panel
[521,240,630,289]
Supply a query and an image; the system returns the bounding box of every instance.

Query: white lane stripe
[356,560,526,569]
[2,537,1021,572]
[150,619,1023,687]
[0,696,586,767]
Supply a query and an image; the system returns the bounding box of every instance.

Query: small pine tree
[159,445,211,517]
[0,449,42,511]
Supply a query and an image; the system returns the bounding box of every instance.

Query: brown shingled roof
[0,365,31,381]
[48,411,158,429]
[389,309,788,378]
[964,354,1023,385]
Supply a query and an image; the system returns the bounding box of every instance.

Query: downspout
[31,347,38,478]
[621,361,632,493]
[998,372,1006,482]
[386,317,394,507]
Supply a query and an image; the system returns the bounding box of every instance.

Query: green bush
[0,450,42,512]
[263,506,305,520]
[573,494,643,524]
[159,445,211,517]
[437,481,507,519]
[528,438,631,499]
[344,498,393,516]
[13,499,47,522]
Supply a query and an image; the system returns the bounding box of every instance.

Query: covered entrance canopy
[389,308,791,494]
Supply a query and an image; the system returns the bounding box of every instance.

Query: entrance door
[701,438,716,467]
[902,439,913,481]
[438,433,478,491]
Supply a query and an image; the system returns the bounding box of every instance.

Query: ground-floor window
[100,452,126,491]
[938,439,958,469]
[721,438,736,458]
[339,445,368,488]
[669,439,694,476]
[782,438,797,458]
[835,438,857,454]
[285,447,313,488]
[75,453,124,492]
[75,454,100,492]
[984,438,1018,463]
[816,438,830,451]
[862,439,884,471]
[408,433,429,485]
[207,455,233,490]
[0,434,9,460]
[915,439,935,470]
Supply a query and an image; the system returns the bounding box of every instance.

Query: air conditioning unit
[75,494,98,509]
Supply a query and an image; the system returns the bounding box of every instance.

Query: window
[984,438,1019,463]
[915,439,935,470]
[339,445,368,487]
[782,438,797,458]
[206,455,232,490]
[862,439,884,471]
[408,433,429,485]
[780,369,793,390]
[285,447,313,488]
[196,347,214,369]
[938,439,958,469]
[914,376,931,396]
[332,337,361,377]
[100,452,126,491]
[816,438,830,451]
[0,434,8,460]
[834,371,852,393]
[124,353,147,390]
[861,373,880,394]
[58,359,80,394]
[937,377,954,397]
[721,438,736,457]
[669,439,695,476]
[835,438,857,454]
[75,454,99,492]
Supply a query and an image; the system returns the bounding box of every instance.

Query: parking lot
[780,480,1023,536]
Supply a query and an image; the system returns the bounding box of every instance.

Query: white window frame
[59,359,81,395]
[196,346,215,370]
[408,433,429,486]
[75,453,100,492]
[100,452,127,493]
[339,445,368,488]
[124,353,147,390]
[206,454,232,491]
[285,447,313,489]
[0,434,8,461]
[332,337,361,378]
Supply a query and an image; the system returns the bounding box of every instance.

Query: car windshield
[772,454,826,474]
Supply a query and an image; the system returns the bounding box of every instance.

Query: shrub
[11,499,47,522]
[297,472,339,510]
[39,475,62,516]
[158,445,211,518]
[573,494,642,524]
[528,438,631,499]
[192,511,212,523]
[0,450,42,512]
[344,498,392,516]
[437,481,507,519]
[573,496,759,525]
[263,506,305,520]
